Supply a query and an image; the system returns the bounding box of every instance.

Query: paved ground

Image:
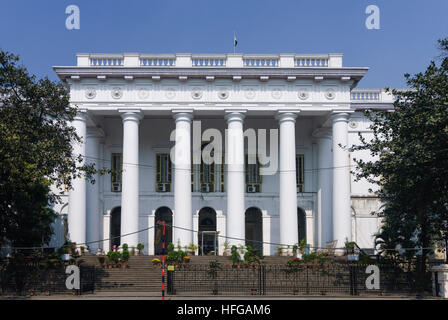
[0,292,443,300]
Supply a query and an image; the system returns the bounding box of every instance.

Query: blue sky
[1,0,447,88]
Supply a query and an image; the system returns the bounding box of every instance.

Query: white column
[68,112,87,248]
[278,112,299,249]
[147,213,155,255]
[316,129,333,248]
[86,129,102,253]
[225,111,246,247]
[103,213,111,253]
[120,111,142,247]
[172,111,193,248]
[332,112,352,249]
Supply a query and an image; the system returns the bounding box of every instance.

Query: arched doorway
[154,207,173,255]
[298,207,306,243]
[245,207,263,252]
[198,207,217,255]
[110,207,121,248]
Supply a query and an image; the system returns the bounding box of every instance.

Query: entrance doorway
[154,206,173,255]
[110,206,121,248]
[298,207,307,243]
[245,207,263,252]
[198,207,217,255]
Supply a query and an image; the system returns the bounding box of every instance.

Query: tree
[351,38,448,273]
[0,50,95,250]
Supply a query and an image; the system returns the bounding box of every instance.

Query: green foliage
[122,243,128,251]
[167,243,175,253]
[0,50,103,250]
[243,245,263,265]
[285,253,331,273]
[166,250,186,264]
[187,243,198,252]
[231,245,240,265]
[208,260,222,279]
[121,250,130,262]
[107,250,121,264]
[351,37,448,272]
[136,243,144,253]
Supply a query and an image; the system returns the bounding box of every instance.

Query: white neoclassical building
[50,53,394,256]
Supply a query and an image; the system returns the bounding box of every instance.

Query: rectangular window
[111,153,122,192]
[156,154,171,192]
[199,142,216,193]
[246,155,262,193]
[220,154,225,192]
[296,154,304,193]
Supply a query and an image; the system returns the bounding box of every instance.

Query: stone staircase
[78,254,348,294]
[80,255,164,293]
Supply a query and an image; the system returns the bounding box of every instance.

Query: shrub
[137,243,144,254]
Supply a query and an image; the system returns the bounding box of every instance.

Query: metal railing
[168,263,434,296]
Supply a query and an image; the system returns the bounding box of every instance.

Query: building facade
[51,53,394,256]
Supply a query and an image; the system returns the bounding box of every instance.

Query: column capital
[277,111,300,123]
[120,110,143,122]
[225,110,246,123]
[330,111,353,122]
[172,109,193,122]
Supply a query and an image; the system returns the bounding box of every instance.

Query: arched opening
[110,207,121,248]
[298,207,307,243]
[154,206,173,255]
[198,207,217,255]
[245,207,263,252]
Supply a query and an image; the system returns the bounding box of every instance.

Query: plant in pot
[130,246,136,256]
[59,244,71,261]
[292,244,299,257]
[121,250,130,269]
[223,241,230,256]
[152,258,161,267]
[137,243,144,255]
[276,246,283,257]
[187,243,197,256]
[298,239,308,255]
[183,256,191,267]
[231,245,240,268]
[208,260,221,295]
[98,256,105,267]
[344,241,356,255]
[238,245,245,261]
[80,246,86,255]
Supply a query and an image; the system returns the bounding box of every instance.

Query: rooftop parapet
[75,53,344,68]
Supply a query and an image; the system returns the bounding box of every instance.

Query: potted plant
[238,245,245,261]
[292,244,299,257]
[344,240,356,255]
[137,243,144,255]
[276,246,283,256]
[223,241,230,256]
[187,243,197,256]
[130,246,136,256]
[183,256,191,267]
[231,245,240,267]
[121,250,130,269]
[208,260,221,295]
[60,244,71,261]
[80,246,86,255]
[152,258,161,266]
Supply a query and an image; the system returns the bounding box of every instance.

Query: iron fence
[168,263,434,297]
[0,259,95,296]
